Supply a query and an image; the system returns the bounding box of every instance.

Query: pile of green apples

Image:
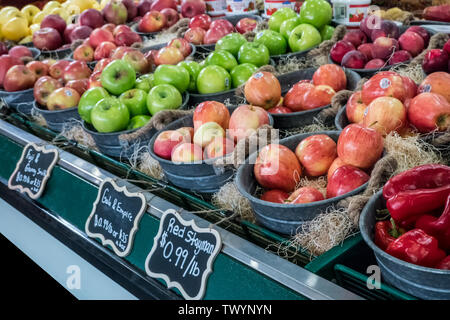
[78,59,186,133]
[259,0,335,56]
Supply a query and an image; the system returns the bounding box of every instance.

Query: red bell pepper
[436,256,450,270]
[415,194,450,252]
[374,219,404,251]
[386,229,446,268]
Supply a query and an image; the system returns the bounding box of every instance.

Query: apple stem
[368,121,378,128]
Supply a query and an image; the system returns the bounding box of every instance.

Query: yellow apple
[32,11,46,24]
[2,17,29,41]
[21,5,41,24]
[43,1,61,13]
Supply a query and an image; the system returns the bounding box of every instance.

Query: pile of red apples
[330,17,431,70]
[422,38,450,74]
[0,46,40,92]
[243,65,347,114]
[153,101,270,162]
[345,71,450,135]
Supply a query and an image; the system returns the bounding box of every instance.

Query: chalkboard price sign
[145,209,222,300]
[85,178,147,257]
[8,143,58,199]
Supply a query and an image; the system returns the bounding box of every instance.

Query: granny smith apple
[135,74,154,92]
[91,97,130,133]
[205,50,238,72]
[119,88,149,117]
[268,7,297,33]
[319,25,335,40]
[78,87,109,124]
[153,64,190,94]
[230,63,257,88]
[299,0,332,29]
[238,42,270,67]
[177,60,202,92]
[147,84,182,115]
[280,17,302,41]
[196,65,231,94]
[215,33,247,57]
[100,60,136,96]
[128,115,151,130]
[254,30,287,56]
[288,24,322,52]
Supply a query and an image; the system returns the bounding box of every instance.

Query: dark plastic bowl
[32,101,81,133]
[148,106,274,194]
[0,88,34,115]
[82,91,189,159]
[140,42,196,58]
[235,131,369,235]
[39,46,72,59]
[335,105,350,131]
[270,45,319,63]
[29,47,41,60]
[131,24,159,39]
[410,20,450,26]
[266,68,360,129]
[360,190,450,299]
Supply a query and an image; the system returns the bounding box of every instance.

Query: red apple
[63,61,92,83]
[189,13,211,30]
[364,58,386,69]
[267,106,293,114]
[228,104,269,141]
[42,59,57,68]
[444,39,450,56]
[312,64,347,92]
[205,137,235,159]
[3,65,36,92]
[150,0,177,11]
[343,30,367,48]
[138,0,153,17]
[372,37,399,60]
[361,72,406,105]
[342,50,367,69]
[244,71,281,110]
[203,27,229,44]
[363,97,407,136]
[388,50,412,65]
[101,23,116,34]
[326,165,369,198]
[181,0,206,18]
[418,72,450,103]
[175,127,194,142]
[401,76,417,100]
[337,124,383,169]
[33,76,63,106]
[49,60,71,79]
[111,46,135,59]
[8,46,32,59]
[327,157,347,181]
[94,41,117,60]
[26,61,49,78]
[184,27,205,45]
[79,8,105,29]
[114,31,142,47]
[0,42,7,56]
[122,50,150,73]
[73,44,95,62]
[295,134,337,176]
[154,130,188,159]
[154,46,184,65]
[93,58,113,73]
[161,8,179,27]
[302,85,336,110]
[46,87,80,110]
[357,43,374,60]
[33,27,62,51]
[330,40,355,64]
[113,25,132,36]
[102,0,128,25]
[168,38,192,57]
[287,187,324,204]
[139,11,166,32]
[88,71,102,88]
[210,19,234,34]
[254,144,302,192]
[422,49,449,74]
[70,26,93,43]
[41,14,66,36]
[399,32,424,57]
[235,18,257,34]
[122,0,138,21]
[89,28,114,49]
[193,101,230,131]
[346,91,366,124]
[408,92,450,133]
[370,20,399,41]
[171,142,203,162]
[405,26,430,46]
[284,82,314,111]
[65,78,89,96]
[260,189,290,204]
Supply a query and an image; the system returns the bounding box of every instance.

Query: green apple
[319,25,335,41]
[100,60,136,96]
[230,63,257,88]
[280,17,302,41]
[254,30,287,56]
[91,97,130,133]
[78,87,109,124]
[268,7,297,33]
[288,24,322,53]
[205,50,238,72]
[146,84,182,115]
[238,42,270,67]
[196,65,231,94]
[128,115,151,130]
[135,74,154,92]
[177,60,202,92]
[299,0,332,29]
[119,88,149,117]
[215,33,247,57]
[153,64,190,94]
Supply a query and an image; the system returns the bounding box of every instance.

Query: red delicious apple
[49,60,71,79]
[33,76,63,106]
[406,26,430,46]
[70,25,94,42]
[361,72,406,105]
[419,72,450,103]
[370,20,400,41]
[342,50,367,69]
[41,14,66,36]
[326,165,369,198]
[154,46,184,65]
[235,18,257,34]
[193,101,230,131]
[181,0,206,18]
[102,0,128,25]
[287,187,324,204]
[79,8,105,29]
[401,76,417,100]
[189,13,211,30]
[205,137,235,159]
[26,61,49,78]
[203,27,229,44]
[228,104,269,141]
[138,0,153,17]
[184,27,205,44]
[65,78,89,96]
[171,142,203,162]
[359,15,375,38]
[122,0,138,21]
[388,50,412,65]
[123,50,150,73]
[168,38,192,57]
[364,58,386,69]
[161,8,180,27]
[46,87,80,110]
[346,91,366,124]
[408,92,450,133]
[151,0,177,11]
[93,58,113,73]
[114,31,142,47]
[3,65,36,92]
[372,37,399,60]
[363,96,407,136]
[267,106,293,114]
[312,64,347,92]
[337,123,383,169]
[260,189,290,204]
[330,40,355,64]
[210,19,234,34]
[295,134,337,176]
[89,28,114,49]
[73,44,95,62]
[254,144,302,192]
[139,10,166,32]
[63,61,92,83]
[343,30,367,48]
[33,27,62,51]
[9,46,32,59]
[422,49,449,74]
[357,43,374,60]
[94,41,117,60]
[244,71,281,110]
[327,157,347,181]
[398,32,424,57]
[154,130,188,159]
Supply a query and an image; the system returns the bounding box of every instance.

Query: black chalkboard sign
[145,209,222,300]
[85,178,147,257]
[8,143,58,200]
